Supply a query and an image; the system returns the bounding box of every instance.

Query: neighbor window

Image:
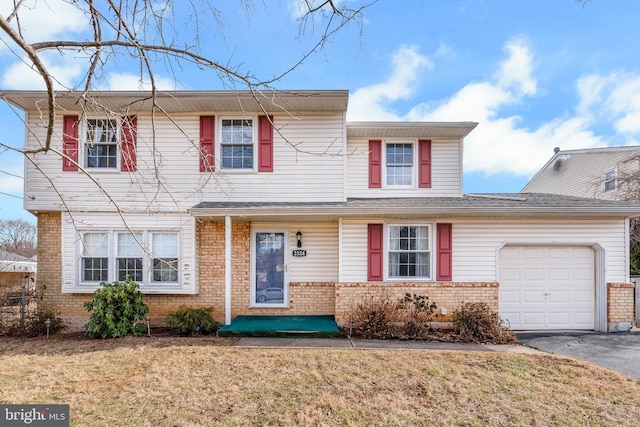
[79,230,180,286]
[603,168,617,193]
[388,225,431,279]
[386,143,413,186]
[85,118,119,169]
[221,118,254,169]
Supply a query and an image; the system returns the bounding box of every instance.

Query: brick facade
[607,283,636,324]
[36,213,638,330]
[334,281,499,324]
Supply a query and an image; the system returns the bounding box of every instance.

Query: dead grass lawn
[1,336,640,426]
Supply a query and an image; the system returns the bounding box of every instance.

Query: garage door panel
[549,290,570,303]
[499,245,594,331]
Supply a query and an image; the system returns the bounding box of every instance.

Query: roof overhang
[189,194,640,222]
[347,121,478,139]
[1,90,350,114]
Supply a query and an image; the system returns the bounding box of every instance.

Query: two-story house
[3,90,639,332]
[523,146,640,200]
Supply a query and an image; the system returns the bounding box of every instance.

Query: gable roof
[0,250,36,273]
[523,146,640,195]
[190,193,640,221]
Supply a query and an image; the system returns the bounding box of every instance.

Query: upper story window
[388,225,431,279]
[386,143,414,186]
[603,168,617,193]
[85,119,119,169]
[220,118,255,169]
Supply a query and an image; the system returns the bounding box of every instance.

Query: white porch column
[225,215,232,325]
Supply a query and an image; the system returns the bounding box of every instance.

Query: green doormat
[218,315,340,338]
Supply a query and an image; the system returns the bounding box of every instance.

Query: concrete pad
[233,337,295,347]
[350,339,414,349]
[290,338,353,348]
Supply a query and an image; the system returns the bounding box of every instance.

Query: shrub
[397,293,437,338]
[452,302,516,344]
[84,278,149,338]
[346,292,400,339]
[24,304,66,337]
[165,306,219,336]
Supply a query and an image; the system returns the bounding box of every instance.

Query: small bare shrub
[346,292,399,339]
[397,293,437,338]
[452,302,516,344]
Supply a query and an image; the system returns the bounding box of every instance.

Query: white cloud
[101,73,177,91]
[348,45,432,121]
[1,52,83,89]
[348,39,616,177]
[0,0,89,47]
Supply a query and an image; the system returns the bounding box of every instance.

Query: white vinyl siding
[252,222,339,283]
[61,212,197,294]
[23,113,346,213]
[339,218,628,284]
[346,138,462,197]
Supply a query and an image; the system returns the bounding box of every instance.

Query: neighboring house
[522,146,640,200]
[3,90,639,332]
[0,249,36,287]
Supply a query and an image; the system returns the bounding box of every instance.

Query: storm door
[252,230,288,307]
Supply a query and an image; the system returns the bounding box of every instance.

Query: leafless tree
[0,0,374,156]
[0,219,36,258]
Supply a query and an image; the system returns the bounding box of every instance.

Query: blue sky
[2,0,640,222]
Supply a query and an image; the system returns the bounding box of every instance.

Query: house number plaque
[292,250,307,257]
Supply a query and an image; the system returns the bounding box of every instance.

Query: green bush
[84,278,149,339]
[452,302,516,344]
[165,306,219,336]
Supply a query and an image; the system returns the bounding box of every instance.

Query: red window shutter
[121,116,137,172]
[62,115,79,171]
[258,115,274,172]
[418,139,432,188]
[436,223,452,281]
[368,224,384,281]
[199,115,215,172]
[369,140,382,188]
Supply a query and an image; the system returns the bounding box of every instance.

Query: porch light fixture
[296,230,302,248]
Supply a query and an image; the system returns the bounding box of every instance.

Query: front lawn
[1,336,639,426]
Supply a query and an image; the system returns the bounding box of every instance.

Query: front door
[252,230,288,307]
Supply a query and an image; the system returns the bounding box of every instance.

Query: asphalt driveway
[517,331,640,379]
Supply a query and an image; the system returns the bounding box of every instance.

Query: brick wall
[607,282,635,325]
[335,281,499,323]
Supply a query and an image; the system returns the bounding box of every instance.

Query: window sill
[62,284,196,295]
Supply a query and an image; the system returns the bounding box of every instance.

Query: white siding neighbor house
[4,90,639,332]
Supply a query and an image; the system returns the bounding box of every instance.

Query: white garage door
[499,246,595,330]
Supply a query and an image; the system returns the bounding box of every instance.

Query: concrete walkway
[233,337,542,354]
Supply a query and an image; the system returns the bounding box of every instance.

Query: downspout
[225,215,232,325]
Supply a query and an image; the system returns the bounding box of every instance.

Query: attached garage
[499,245,596,330]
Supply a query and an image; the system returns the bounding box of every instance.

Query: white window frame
[77,230,181,288]
[383,140,416,188]
[385,222,434,281]
[81,117,121,170]
[218,115,258,172]
[602,167,617,193]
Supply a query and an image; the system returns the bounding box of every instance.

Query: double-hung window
[79,230,180,287]
[220,118,254,169]
[386,143,413,186]
[603,168,617,193]
[81,232,109,282]
[85,118,119,169]
[388,225,431,279]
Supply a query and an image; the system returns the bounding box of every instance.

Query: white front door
[499,246,595,330]
[251,230,288,307]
